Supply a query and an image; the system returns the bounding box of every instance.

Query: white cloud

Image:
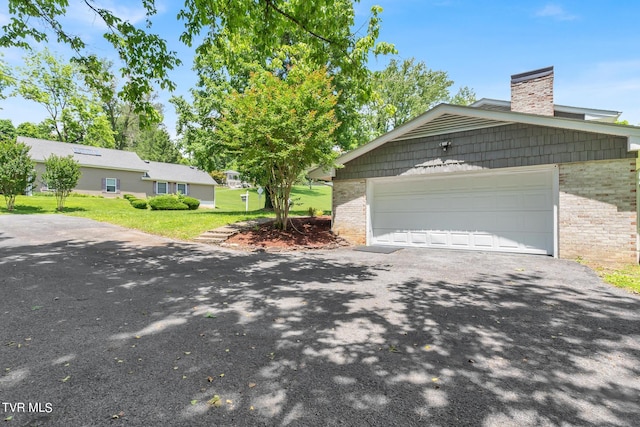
[535,4,578,21]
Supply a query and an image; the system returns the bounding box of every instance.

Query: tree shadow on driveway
[0,231,639,426]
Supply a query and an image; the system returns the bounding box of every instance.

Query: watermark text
[2,402,53,414]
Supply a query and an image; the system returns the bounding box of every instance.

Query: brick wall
[559,159,638,264]
[332,179,367,245]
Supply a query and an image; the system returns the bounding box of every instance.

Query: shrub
[210,170,226,185]
[0,140,36,211]
[179,196,200,210]
[123,194,135,201]
[42,154,80,211]
[308,207,323,217]
[149,195,189,210]
[131,198,148,209]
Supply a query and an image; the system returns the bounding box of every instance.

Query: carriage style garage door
[370,168,555,255]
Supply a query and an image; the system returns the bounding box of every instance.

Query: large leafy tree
[16,121,53,139]
[0,55,13,100]
[133,125,183,164]
[14,49,115,147]
[181,1,393,150]
[363,58,476,139]
[1,0,179,125]
[171,1,394,172]
[41,154,80,211]
[81,58,161,152]
[2,1,392,133]
[216,62,339,230]
[0,139,36,211]
[0,119,16,143]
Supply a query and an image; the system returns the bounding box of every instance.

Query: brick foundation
[559,159,638,264]
[332,179,367,245]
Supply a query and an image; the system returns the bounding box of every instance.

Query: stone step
[200,231,235,238]
[194,217,272,246]
[194,236,227,244]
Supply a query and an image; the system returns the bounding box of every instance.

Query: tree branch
[263,0,337,46]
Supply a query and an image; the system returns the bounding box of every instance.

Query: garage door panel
[371,169,554,255]
[451,233,471,246]
[523,192,552,209]
[412,232,428,244]
[393,232,409,243]
[430,232,448,246]
[472,234,494,248]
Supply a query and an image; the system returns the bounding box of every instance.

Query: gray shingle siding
[336,123,633,180]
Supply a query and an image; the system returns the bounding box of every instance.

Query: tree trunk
[264,186,274,210]
[5,195,15,211]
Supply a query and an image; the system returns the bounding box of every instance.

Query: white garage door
[370,168,555,255]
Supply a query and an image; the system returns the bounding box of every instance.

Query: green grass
[1,185,332,240]
[600,266,640,294]
[215,185,331,213]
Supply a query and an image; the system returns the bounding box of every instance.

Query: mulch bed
[224,216,348,250]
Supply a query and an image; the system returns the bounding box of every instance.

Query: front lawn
[1,185,332,241]
[599,266,640,294]
[215,185,331,213]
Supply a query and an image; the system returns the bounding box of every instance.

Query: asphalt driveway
[1,215,639,426]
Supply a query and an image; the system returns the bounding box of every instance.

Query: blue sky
[1,0,639,139]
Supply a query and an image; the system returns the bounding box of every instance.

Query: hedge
[180,196,200,210]
[149,195,189,210]
[131,198,148,209]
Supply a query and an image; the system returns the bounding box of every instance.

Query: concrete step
[194,217,272,245]
[194,236,227,244]
[200,231,235,239]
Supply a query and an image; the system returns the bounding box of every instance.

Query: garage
[369,167,556,255]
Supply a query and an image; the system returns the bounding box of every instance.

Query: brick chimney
[510,66,554,116]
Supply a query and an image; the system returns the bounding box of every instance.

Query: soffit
[394,113,513,141]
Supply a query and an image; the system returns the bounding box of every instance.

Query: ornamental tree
[0,139,36,211]
[216,62,339,230]
[42,154,80,211]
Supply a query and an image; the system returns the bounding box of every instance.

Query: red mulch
[224,216,347,250]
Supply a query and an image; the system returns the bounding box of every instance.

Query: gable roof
[309,103,640,180]
[19,136,148,172]
[144,161,217,186]
[19,136,217,186]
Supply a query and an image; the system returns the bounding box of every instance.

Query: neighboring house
[310,66,640,264]
[143,160,217,207]
[20,137,218,207]
[224,170,243,188]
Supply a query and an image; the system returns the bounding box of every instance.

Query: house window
[176,183,188,195]
[156,182,168,194]
[105,178,117,193]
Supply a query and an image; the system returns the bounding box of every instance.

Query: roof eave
[340,104,640,163]
[32,159,148,173]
